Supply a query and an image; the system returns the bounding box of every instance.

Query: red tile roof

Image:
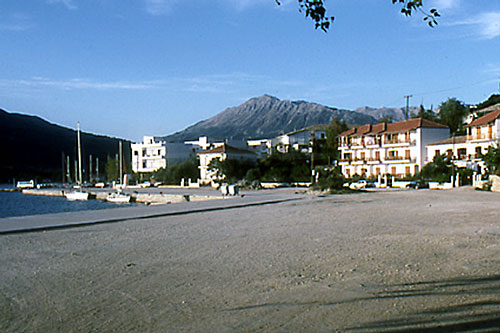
[466,109,500,127]
[339,118,448,137]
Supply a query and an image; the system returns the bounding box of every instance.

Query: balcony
[382,139,416,147]
[383,156,416,164]
[466,134,493,142]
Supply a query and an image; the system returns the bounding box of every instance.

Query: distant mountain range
[0,109,130,183]
[163,95,414,142]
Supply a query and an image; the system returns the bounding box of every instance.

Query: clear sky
[1,0,499,141]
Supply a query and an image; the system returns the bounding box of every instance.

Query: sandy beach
[1,187,499,332]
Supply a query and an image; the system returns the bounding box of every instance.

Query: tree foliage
[412,104,439,122]
[324,118,348,162]
[105,156,119,182]
[315,166,345,191]
[208,158,256,183]
[275,0,439,31]
[438,98,468,135]
[482,144,500,176]
[420,153,452,183]
[153,159,199,185]
[253,150,311,183]
[476,94,500,111]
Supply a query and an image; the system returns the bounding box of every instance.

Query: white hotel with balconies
[338,118,449,178]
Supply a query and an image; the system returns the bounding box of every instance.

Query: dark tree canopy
[276,0,440,31]
[438,98,468,135]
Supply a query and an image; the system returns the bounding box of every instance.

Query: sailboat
[65,122,89,201]
[106,141,131,203]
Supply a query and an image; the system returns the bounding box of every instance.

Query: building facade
[131,136,167,173]
[338,118,449,178]
[198,144,257,185]
[427,108,500,173]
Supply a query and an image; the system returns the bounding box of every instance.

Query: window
[405,166,411,175]
[360,152,365,160]
[375,151,380,160]
[457,148,467,159]
[142,149,147,157]
[346,169,351,177]
[142,161,147,168]
[134,150,138,156]
[475,146,482,157]
[405,149,411,159]
[375,167,381,175]
[391,166,396,175]
[434,150,440,157]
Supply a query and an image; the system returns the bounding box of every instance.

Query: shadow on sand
[348,274,500,332]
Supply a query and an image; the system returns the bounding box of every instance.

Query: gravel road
[1,187,499,332]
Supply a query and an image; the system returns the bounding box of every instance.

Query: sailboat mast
[77,122,83,186]
[119,141,123,185]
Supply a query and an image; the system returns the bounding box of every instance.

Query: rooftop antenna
[404,95,413,120]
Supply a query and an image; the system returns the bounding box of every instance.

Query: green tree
[420,154,452,183]
[315,166,346,191]
[258,150,310,182]
[412,104,439,122]
[476,94,500,111]
[153,159,199,185]
[482,144,500,175]
[276,0,440,32]
[324,118,348,163]
[438,98,468,135]
[105,156,119,182]
[208,158,256,183]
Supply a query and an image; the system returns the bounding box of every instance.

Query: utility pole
[404,95,413,120]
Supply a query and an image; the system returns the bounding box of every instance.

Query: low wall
[260,182,311,189]
[429,182,453,190]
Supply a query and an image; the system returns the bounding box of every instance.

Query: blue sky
[1,0,499,141]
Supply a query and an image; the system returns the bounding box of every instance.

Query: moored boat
[65,191,89,201]
[106,192,131,203]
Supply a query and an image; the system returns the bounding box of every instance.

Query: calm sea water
[0,189,134,218]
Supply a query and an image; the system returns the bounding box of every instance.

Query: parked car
[349,180,367,190]
[406,180,429,189]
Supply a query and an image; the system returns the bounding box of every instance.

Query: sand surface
[1,188,499,332]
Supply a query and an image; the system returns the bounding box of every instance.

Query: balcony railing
[466,134,493,141]
[382,139,416,146]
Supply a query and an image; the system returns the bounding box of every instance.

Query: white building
[426,107,500,173]
[271,125,327,154]
[198,144,257,185]
[131,136,167,173]
[338,118,449,178]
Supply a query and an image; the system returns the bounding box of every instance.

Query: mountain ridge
[163,95,379,142]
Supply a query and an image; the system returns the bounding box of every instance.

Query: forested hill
[0,109,130,183]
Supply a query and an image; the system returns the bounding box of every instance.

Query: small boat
[106,192,131,204]
[16,180,35,189]
[65,191,89,201]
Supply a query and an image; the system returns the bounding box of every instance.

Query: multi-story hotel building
[338,118,449,178]
[426,107,500,173]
